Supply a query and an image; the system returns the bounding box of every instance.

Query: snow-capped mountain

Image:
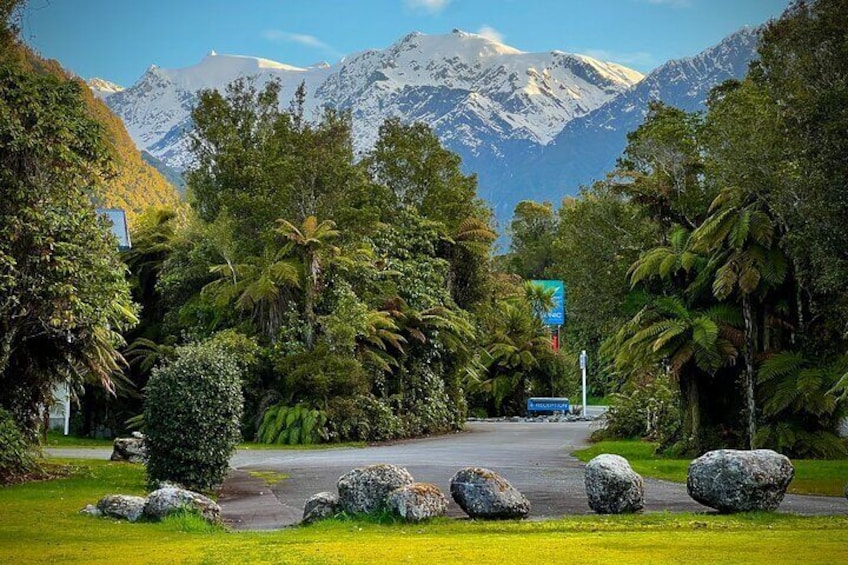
[488,27,761,217]
[92,27,761,229]
[94,30,643,171]
[88,78,124,99]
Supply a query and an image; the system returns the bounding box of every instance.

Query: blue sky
[22,0,788,86]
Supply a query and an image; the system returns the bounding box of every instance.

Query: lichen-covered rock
[584,454,644,514]
[687,449,794,513]
[337,464,414,514]
[450,467,530,519]
[143,487,221,523]
[79,504,102,517]
[386,482,448,522]
[110,436,146,463]
[96,494,147,522]
[303,491,340,524]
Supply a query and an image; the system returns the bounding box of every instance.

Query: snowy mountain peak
[88,78,124,99]
[101,29,645,171]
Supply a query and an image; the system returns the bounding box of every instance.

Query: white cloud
[406,0,451,14]
[263,30,342,59]
[583,48,657,69]
[477,25,504,43]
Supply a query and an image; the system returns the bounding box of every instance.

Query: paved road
[47,420,848,530]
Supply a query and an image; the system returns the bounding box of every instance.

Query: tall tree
[0,25,136,436]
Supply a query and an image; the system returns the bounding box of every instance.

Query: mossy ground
[1,459,847,564]
[573,440,848,496]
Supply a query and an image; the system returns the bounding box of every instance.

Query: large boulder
[687,449,794,512]
[450,467,530,520]
[143,487,221,523]
[96,494,147,522]
[337,464,414,514]
[110,433,146,463]
[386,483,448,522]
[302,491,340,524]
[584,454,644,514]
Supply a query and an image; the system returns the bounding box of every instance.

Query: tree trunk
[742,293,757,450]
[680,371,701,454]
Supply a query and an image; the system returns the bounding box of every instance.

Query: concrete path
[47,420,848,530]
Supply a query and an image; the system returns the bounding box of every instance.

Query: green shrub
[0,408,38,485]
[256,404,328,445]
[144,341,243,491]
[597,374,681,448]
[326,394,401,442]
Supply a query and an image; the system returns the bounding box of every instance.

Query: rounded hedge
[144,342,243,491]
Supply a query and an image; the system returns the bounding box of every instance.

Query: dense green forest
[2,0,847,479]
[507,0,848,457]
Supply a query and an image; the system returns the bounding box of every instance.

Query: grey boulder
[143,487,221,523]
[96,494,147,522]
[337,464,414,514]
[386,482,448,522]
[79,504,102,517]
[302,491,340,524]
[450,467,530,520]
[687,449,794,512]
[584,454,644,514]
[110,436,146,463]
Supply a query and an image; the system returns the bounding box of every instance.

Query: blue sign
[531,279,565,326]
[527,397,570,414]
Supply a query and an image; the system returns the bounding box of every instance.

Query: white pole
[63,381,70,436]
[580,350,587,417]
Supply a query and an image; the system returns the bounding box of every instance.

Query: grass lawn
[573,440,848,496]
[43,431,114,448]
[1,459,848,564]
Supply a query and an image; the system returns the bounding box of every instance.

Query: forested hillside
[12,41,180,222]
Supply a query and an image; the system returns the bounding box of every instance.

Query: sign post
[580,350,587,417]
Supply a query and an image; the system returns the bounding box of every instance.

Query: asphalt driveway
[47,421,848,530]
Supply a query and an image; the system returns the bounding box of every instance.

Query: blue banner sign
[527,397,570,414]
[531,279,565,326]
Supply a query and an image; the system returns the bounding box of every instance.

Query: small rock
[110,436,146,463]
[79,504,102,517]
[303,491,340,524]
[96,494,147,522]
[450,467,530,519]
[687,449,794,513]
[337,464,414,514]
[386,483,448,522]
[143,487,221,523]
[584,454,644,514]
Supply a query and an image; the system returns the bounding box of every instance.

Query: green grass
[573,440,848,496]
[1,459,848,564]
[43,431,114,447]
[246,470,289,486]
[587,395,611,406]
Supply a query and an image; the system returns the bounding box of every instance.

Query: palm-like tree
[203,243,300,341]
[607,296,742,453]
[275,216,340,347]
[757,351,848,458]
[481,298,553,415]
[691,185,787,448]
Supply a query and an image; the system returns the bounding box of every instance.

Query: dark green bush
[326,394,401,442]
[144,341,243,491]
[0,408,38,485]
[597,374,681,448]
